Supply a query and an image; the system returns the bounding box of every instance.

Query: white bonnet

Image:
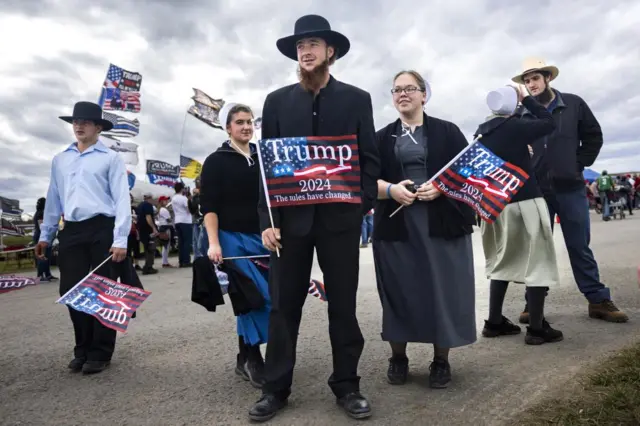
[486,86,518,115]
[218,102,238,130]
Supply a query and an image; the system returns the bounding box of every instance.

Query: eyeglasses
[391,86,424,95]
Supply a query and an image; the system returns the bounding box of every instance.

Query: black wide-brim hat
[277,14,350,61]
[59,101,113,132]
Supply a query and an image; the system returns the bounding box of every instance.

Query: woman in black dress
[373,70,477,389]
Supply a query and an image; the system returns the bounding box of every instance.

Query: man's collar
[550,89,565,107]
[296,74,337,95]
[64,140,109,153]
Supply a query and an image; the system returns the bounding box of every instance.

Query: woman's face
[227,111,253,143]
[392,73,426,115]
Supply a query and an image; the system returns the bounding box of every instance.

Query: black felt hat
[276,15,350,61]
[59,101,113,131]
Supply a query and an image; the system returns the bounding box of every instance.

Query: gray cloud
[1,0,639,212]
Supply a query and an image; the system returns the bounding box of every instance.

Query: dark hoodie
[199,141,261,234]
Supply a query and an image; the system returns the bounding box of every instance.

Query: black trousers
[263,223,364,399]
[58,215,117,362]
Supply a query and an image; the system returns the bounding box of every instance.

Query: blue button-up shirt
[39,140,132,248]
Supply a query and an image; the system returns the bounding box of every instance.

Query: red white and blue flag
[103,63,142,92]
[251,258,327,302]
[258,135,361,207]
[100,88,141,113]
[57,274,151,333]
[308,279,327,301]
[0,275,38,294]
[432,141,529,223]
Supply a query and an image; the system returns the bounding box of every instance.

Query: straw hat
[511,57,559,84]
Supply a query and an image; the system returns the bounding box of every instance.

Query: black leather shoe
[248,394,287,422]
[82,360,110,375]
[336,392,372,420]
[68,358,86,372]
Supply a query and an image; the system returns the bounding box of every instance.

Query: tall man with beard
[513,58,628,323]
[248,14,380,422]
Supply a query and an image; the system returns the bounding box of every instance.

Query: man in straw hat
[35,101,132,374]
[512,58,628,323]
[249,14,380,422]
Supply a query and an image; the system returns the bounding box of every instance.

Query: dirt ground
[1,212,639,426]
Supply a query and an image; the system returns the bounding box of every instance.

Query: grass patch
[1,235,36,274]
[1,235,32,247]
[515,342,640,425]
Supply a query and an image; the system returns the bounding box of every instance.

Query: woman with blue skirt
[199,102,270,388]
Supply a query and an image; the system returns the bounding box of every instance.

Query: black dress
[373,124,476,347]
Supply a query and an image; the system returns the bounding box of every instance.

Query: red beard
[297,59,330,93]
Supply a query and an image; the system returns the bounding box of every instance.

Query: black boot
[248,394,287,422]
[336,392,372,419]
[235,336,249,380]
[235,353,249,381]
[525,320,564,345]
[68,357,85,372]
[428,358,451,389]
[245,345,265,389]
[386,355,409,385]
[82,360,110,375]
[482,316,521,337]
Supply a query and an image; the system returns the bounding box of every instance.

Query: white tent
[129,179,174,203]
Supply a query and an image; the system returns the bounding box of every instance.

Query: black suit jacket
[258,76,381,237]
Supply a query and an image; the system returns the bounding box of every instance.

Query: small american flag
[432,141,529,223]
[58,274,151,333]
[104,64,123,89]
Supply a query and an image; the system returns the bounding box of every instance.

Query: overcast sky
[1,0,639,213]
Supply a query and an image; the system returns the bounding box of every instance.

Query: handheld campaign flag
[58,274,151,333]
[57,256,151,333]
[308,279,327,301]
[432,141,529,223]
[0,275,38,294]
[257,135,361,207]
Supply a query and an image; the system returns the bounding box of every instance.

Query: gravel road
[1,212,639,426]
